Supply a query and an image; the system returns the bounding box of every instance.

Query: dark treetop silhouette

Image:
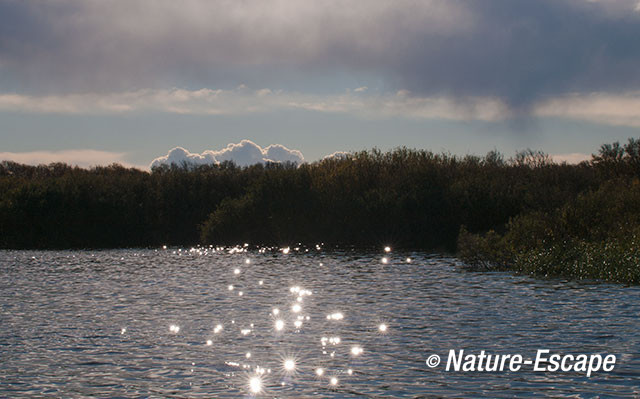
[2,138,639,283]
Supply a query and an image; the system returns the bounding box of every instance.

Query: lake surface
[1,248,639,398]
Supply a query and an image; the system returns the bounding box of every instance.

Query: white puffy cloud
[150,140,304,169]
[322,151,351,161]
[150,146,216,168]
[263,144,305,164]
[208,141,273,165]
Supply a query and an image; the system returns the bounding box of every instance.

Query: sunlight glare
[284,358,296,372]
[249,375,262,394]
[327,312,344,320]
[351,346,363,356]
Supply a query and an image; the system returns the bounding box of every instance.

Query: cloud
[6,87,640,127]
[0,0,469,93]
[551,153,592,164]
[0,150,138,168]
[150,140,304,169]
[2,0,640,112]
[6,86,640,127]
[392,0,640,109]
[263,144,305,164]
[0,87,509,122]
[322,151,351,161]
[533,92,640,127]
[150,147,215,168]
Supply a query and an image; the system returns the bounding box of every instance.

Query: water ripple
[1,248,639,397]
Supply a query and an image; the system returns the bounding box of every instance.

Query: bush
[458,178,640,284]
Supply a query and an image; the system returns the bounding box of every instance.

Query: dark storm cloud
[392,0,640,109]
[1,0,639,109]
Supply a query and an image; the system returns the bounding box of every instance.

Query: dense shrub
[458,141,640,284]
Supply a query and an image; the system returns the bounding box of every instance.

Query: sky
[1,0,640,169]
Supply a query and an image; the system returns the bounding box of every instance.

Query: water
[1,248,639,398]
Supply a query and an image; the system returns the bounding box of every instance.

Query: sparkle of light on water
[1,247,640,397]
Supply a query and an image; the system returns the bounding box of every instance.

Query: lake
[1,248,639,398]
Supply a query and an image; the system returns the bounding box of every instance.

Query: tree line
[1,139,638,282]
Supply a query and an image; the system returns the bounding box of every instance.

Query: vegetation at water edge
[0,138,638,283]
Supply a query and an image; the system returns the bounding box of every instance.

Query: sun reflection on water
[149,245,394,395]
[283,358,296,373]
[249,375,263,394]
[327,312,344,320]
